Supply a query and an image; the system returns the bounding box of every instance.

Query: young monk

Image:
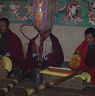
[69,28,95,84]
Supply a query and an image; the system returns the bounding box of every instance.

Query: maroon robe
[26,33,64,70]
[70,40,95,84]
[0,30,26,72]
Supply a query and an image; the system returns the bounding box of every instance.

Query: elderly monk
[69,28,95,84]
[0,17,26,78]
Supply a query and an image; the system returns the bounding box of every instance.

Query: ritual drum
[32,0,56,32]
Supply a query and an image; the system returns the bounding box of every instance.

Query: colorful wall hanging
[88,1,95,25]
[63,0,82,24]
[0,0,95,27]
[55,0,95,27]
[32,0,56,31]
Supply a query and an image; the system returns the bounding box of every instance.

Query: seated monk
[69,28,95,84]
[0,17,26,78]
[26,28,64,71]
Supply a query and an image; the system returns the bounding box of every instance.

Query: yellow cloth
[40,70,71,77]
[75,72,91,82]
[2,56,12,72]
[69,54,81,68]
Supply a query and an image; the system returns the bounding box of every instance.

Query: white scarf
[35,34,52,61]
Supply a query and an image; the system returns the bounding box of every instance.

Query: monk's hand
[69,54,81,68]
[38,61,43,67]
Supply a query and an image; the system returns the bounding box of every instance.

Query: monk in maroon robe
[0,18,26,76]
[69,28,95,84]
[26,29,64,71]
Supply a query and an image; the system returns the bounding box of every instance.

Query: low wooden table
[4,64,95,96]
[33,86,95,96]
[5,74,95,96]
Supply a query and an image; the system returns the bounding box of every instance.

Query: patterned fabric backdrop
[0,0,95,27]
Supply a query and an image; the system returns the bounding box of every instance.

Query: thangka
[0,0,95,27]
[0,0,33,24]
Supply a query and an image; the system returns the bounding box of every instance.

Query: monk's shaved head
[85,28,95,45]
[85,28,95,37]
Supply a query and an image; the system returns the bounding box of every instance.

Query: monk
[69,28,95,84]
[0,17,26,78]
[26,0,64,72]
[26,28,64,70]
